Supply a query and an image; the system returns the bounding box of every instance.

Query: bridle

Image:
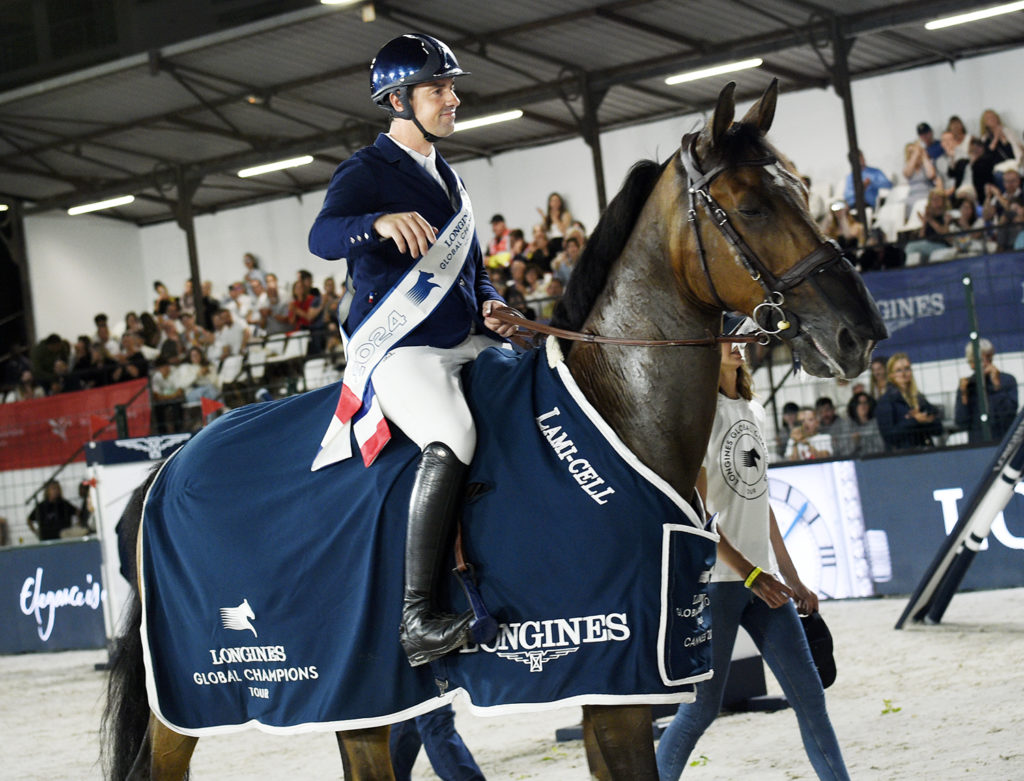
[679,131,847,339]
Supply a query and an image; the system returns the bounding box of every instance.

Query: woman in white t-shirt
[657,318,849,781]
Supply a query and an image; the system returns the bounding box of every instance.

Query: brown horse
[102,80,885,780]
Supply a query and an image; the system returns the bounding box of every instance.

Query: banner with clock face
[768,460,874,600]
[768,446,1024,600]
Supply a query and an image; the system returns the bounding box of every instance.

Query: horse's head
[676,80,887,378]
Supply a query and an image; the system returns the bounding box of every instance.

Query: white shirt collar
[387,134,450,197]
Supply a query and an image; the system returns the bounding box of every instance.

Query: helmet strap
[387,87,441,144]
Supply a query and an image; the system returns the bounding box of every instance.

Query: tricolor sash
[313,180,476,470]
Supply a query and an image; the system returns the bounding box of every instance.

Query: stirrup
[453,563,498,645]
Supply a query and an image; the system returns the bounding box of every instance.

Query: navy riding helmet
[370,33,468,118]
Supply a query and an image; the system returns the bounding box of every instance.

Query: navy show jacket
[308,134,503,349]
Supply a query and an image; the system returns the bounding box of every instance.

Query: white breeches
[372,334,502,464]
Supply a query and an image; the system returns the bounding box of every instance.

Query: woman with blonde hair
[903,141,939,205]
[875,353,943,450]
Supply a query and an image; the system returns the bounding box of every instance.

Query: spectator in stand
[527,225,552,272]
[868,354,890,400]
[69,335,93,375]
[297,269,326,353]
[916,122,943,161]
[153,280,178,317]
[242,252,267,296]
[178,345,221,402]
[119,311,142,341]
[150,356,186,434]
[845,391,885,457]
[30,333,68,389]
[27,480,85,541]
[93,315,122,358]
[47,359,82,395]
[322,276,342,329]
[946,115,973,160]
[905,188,952,263]
[536,192,572,255]
[135,323,161,362]
[815,397,851,455]
[964,136,992,203]
[223,281,254,325]
[984,168,1024,250]
[262,273,292,336]
[208,308,248,362]
[246,277,269,331]
[819,201,865,251]
[506,257,529,298]
[944,191,986,258]
[776,401,800,457]
[4,369,44,402]
[979,109,1023,181]
[181,278,197,314]
[937,130,969,200]
[199,280,220,331]
[156,318,185,364]
[551,234,582,286]
[902,141,940,208]
[785,406,834,461]
[139,312,161,355]
[111,332,149,383]
[540,276,564,321]
[954,338,1019,444]
[875,353,943,451]
[178,311,211,351]
[82,343,117,388]
[843,150,892,209]
[485,214,511,269]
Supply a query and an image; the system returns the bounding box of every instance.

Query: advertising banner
[855,446,1024,595]
[861,252,1024,362]
[0,379,151,470]
[0,538,106,654]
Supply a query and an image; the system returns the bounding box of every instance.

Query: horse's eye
[738,207,765,219]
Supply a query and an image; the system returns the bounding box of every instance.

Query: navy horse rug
[140,341,719,736]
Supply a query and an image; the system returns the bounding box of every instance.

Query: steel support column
[174,171,206,330]
[580,77,609,213]
[829,18,869,236]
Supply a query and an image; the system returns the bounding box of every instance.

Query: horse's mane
[548,123,773,348]
[549,158,669,338]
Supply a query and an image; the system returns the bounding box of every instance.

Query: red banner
[0,379,151,470]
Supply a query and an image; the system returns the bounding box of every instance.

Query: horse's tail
[100,467,160,781]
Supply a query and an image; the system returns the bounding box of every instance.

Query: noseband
[680,132,846,339]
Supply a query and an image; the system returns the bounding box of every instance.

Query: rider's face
[409,78,460,137]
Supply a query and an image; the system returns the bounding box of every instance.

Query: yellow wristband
[744,566,763,589]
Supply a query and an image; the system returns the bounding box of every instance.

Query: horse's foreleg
[126,715,197,781]
[582,704,658,781]
[336,727,395,781]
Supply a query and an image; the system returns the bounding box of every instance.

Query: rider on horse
[308,33,518,667]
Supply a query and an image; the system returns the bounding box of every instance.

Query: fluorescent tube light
[454,110,523,132]
[665,58,763,85]
[0,204,8,212]
[320,0,362,6]
[926,2,1024,30]
[67,195,135,215]
[237,155,314,178]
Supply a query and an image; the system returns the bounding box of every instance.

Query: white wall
[23,214,146,340]
[20,45,1024,335]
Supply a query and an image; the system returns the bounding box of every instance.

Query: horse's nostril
[837,327,858,355]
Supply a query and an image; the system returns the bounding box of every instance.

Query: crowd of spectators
[773,340,1019,462]
[817,107,1024,270]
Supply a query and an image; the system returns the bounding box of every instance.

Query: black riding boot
[399,442,474,667]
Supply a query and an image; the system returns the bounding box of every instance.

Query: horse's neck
[566,211,721,501]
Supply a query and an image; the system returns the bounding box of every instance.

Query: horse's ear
[740,78,778,136]
[698,81,736,151]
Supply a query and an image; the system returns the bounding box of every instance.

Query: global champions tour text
[195,644,318,698]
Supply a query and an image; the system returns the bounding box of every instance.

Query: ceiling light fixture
[926,1,1024,29]
[67,195,135,215]
[237,155,315,178]
[320,0,362,6]
[665,58,764,85]
[0,204,9,212]
[454,110,524,133]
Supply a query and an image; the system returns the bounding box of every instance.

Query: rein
[491,309,761,348]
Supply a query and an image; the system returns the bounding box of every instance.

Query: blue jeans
[389,703,484,781]
[656,581,849,781]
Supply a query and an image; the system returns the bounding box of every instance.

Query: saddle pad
[140,346,718,735]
